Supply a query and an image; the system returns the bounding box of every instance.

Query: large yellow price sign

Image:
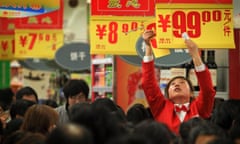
[155,4,235,49]
[90,16,170,57]
[14,29,63,59]
[90,16,146,55]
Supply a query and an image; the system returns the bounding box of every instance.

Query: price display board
[155,4,235,49]
[90,16,171,56]
[14,29,63,59]
[90,16,146,55]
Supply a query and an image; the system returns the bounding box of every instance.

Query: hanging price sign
[90,16,171,56]
[90,16,145,55]
[155,4,235,49]
[14,29,63,59]
[0,35,15,60]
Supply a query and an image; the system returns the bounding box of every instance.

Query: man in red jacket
[141,30,216,134]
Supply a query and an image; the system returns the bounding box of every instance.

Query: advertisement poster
[0,0,60,18]
[22,68,52,100]
[116,56,148,111]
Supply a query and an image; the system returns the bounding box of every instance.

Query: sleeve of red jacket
[194,67,216,118]
[141,60,166,117]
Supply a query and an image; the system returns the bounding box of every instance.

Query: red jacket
[142,61,216,134]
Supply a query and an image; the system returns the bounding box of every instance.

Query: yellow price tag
[14,29,63,59]
[0,35,15,60]
[155,4,235,49]
[90,16,170,57]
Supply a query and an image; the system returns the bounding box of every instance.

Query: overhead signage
[155,4,235,49]
[55,43,90,71]
[90,16,170,57]
[0,0,61,18]
[91,0,155,16]
[0,35,15,60]
[14,29,63,59]
[155,0,232,3]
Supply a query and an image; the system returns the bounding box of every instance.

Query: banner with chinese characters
[0,0,60,18]
[155,4,235,49]
[14,29,63,59]
[91,0,155,16]
[0,35,15,60]
[155,0,232,3]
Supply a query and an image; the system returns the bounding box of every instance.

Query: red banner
[15,0,63,29]
[0,0,63,33]
[91,0,155,16]
[0,18,17,34]
[155,0,232,3]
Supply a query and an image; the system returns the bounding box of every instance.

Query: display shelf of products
[91,54,114,101]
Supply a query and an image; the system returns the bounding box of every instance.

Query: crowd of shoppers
[0,79,240,144]
[0,31,239,144]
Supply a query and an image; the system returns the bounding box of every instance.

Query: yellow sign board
[14,29,63,59]
[90,16,170,57]
[0,35,15,60]
[155,4,235,49]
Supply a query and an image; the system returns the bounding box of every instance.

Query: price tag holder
[155,4,235,49]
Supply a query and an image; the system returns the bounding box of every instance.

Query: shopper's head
[16,86,38,103]
[63,79,89,107]
[21,104,59,135]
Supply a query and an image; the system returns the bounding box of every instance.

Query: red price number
[158,10,222,38]
[19,33,53,50]
[96,21,140,44]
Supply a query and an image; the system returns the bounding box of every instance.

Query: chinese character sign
[155,0,232,3]
[0,0,61,18]
[155,4,235,49]
[91,0,155,16]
